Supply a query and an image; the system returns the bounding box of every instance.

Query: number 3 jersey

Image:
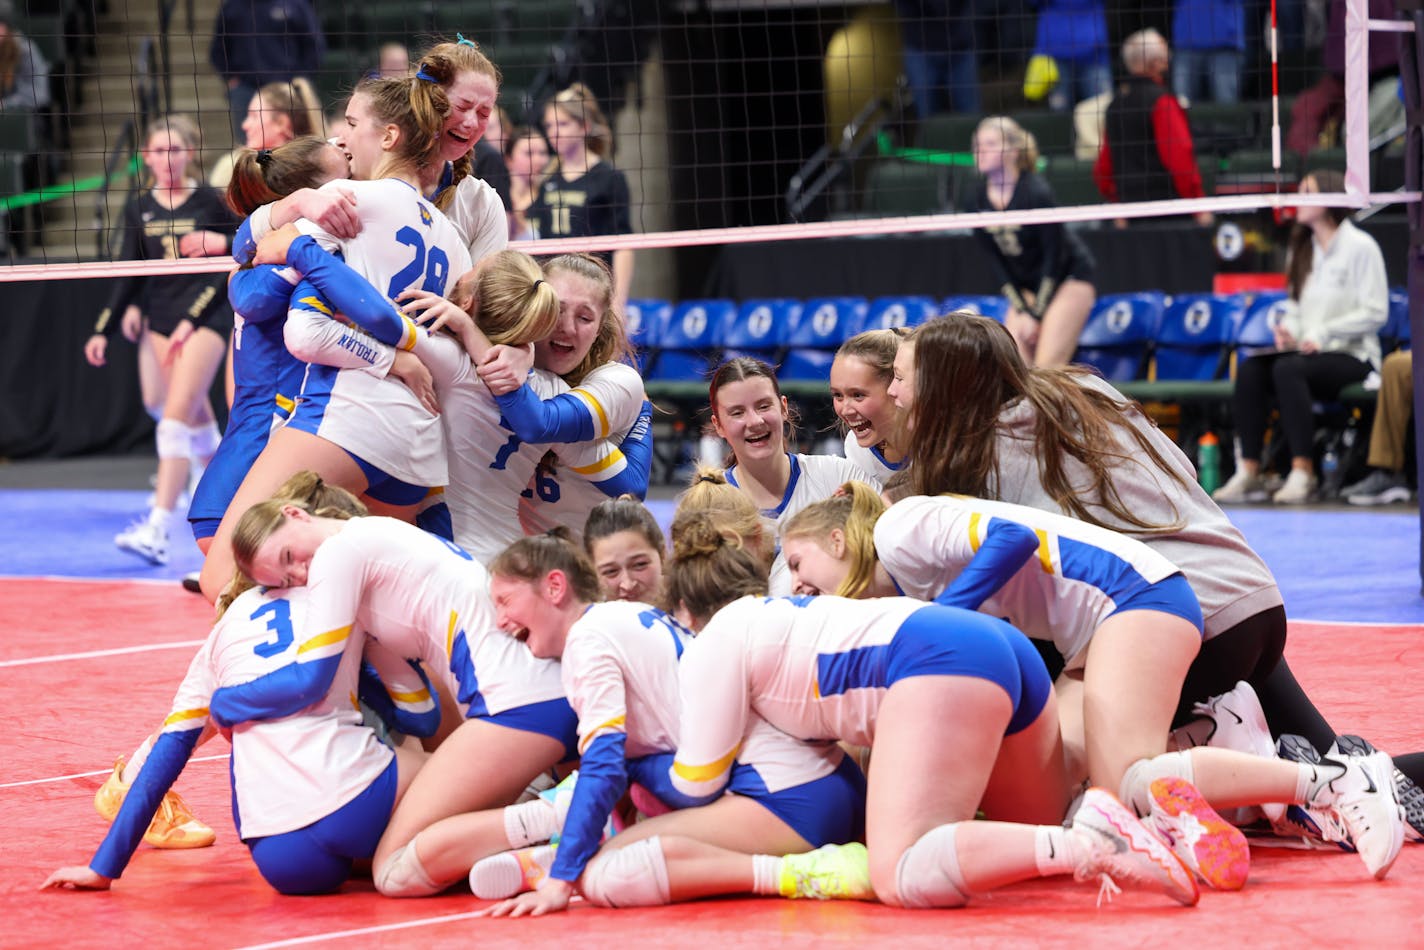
[287,178,473,488]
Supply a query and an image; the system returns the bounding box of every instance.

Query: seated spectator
[1172,0,1246,104]
[209,0,324,141]
[1073,88,1111,160]
[374,41,408,78]
[1287,0,1401,157]
[505,125,550,240]
[893,0,979,118]
[1214,169,1388,505]
[0,0,51,112]
[1093,28,1211,225]
[485,104,511,157]
[1030,0,1110,113]
[209,77,324,190]
[1341,349,1414,505]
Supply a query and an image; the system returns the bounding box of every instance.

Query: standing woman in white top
[710,357,875,595]
[198,72,471,601]
[831,328,909,483]
[1216,168,1389,505]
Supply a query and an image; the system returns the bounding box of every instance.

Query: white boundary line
[234,911,490,949]
[0,639,206,668]
[0,754,230,790]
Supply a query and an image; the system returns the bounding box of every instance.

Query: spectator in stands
[528,83,635,311]
[1286,0,1401,157]
[1341,350,1414,505]
[209,0,324,142]
[1029,0,1111,113]
[1171,0,1246,104]
[1093,28,1212,226]
[0,0,50,111]
[485,104,511,157]
[506,125,550,241]
[374,41,409,79]
[209,77,323,190]
[892,0,980,118]
[1214,169,1388,504]
[474,136,512,218]
[971,116,1097,367]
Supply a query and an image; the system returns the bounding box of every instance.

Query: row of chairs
[625,288,1411,388]
[625,294,1007,383]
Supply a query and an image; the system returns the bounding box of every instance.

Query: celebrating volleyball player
[582,496,666,602]
[782,483,1406,883]
[43,480,433,896]
[830,329,909,483]
[892,313,1423,841]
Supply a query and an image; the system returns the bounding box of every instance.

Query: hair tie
[696,474,721,485]
[255,148,273,167]
[456,33,476,47]
[530,278,545,294]
[415,66,438,83]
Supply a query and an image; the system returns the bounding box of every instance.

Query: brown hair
[543,253,636,384]
[1286,168,1351,302]
[709,357,797,447]
[780,480,886,598]
[548,82,614,158]
[221,472,367,615]
[0,25,19,93]
[903,315,1187,532]
[474,249,562,345]
[662,508,770,626]
[973,115,1039,175]
[253,77,325,140]
[489,527,603,605]
[584,495,666,561]
[227,135,335,219]
[414,39,501,213]
[355,72,450,176]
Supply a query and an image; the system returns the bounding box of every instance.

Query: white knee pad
[1119,751,1195,818]
[373,837,443,898]
[188,421,221,459]
[155,418,191,460]
[895,823,970,909]
[579,836,671,908]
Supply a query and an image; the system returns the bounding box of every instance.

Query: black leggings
[1176,605,1424,786]
[1232,351,1372,461]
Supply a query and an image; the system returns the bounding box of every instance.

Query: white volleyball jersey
[301,516,566,716]
[287,179,472,487]
[446,174,509,265]
[842,433,904,483]
[519,361,648,538]
[162,586,397,838]
[671,594,923,798]
[562,600,688,760]
[730,453,880,596]
[875,495,1184,662]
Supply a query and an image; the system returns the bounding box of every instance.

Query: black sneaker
[1345,470,1412,506]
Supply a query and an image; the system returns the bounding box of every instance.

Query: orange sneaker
[94,756,216,849]
[1148,777,1250,890]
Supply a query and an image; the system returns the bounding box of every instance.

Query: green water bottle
[1197,431,1222,494]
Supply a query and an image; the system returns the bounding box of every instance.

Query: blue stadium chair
[859,295,940,333]
[1385,286,1411,352]
[780,296,867,381]
[646,299,733,382]
[1071,292,1164,381]
[942,295,1008,321]
[624,298,671,372]
[722,298,798,364]
[1235,291,1289,356]
[1154,293,1242,380]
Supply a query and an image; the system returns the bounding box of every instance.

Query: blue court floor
[0,456,1419,624]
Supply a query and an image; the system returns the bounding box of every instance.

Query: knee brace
[1119,751,1195,818]
[895,823,970,909]
[373,836,443,898]
[579,836,671,908]
[188,421,221,459]
[155,418,191,461]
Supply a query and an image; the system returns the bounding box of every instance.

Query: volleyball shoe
[93,757,215,849]
[1070,788,1199,906]
[778,842,873,900]
[470,844,556,900]
[1146,777,1251,890]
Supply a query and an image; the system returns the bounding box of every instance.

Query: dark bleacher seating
[624,298,672,372]
[863,159,953,216]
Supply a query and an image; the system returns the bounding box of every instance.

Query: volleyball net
[0,0,1418,298]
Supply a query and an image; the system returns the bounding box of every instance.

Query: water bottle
[1197,431,1222,494]
[1321,448,1340,497]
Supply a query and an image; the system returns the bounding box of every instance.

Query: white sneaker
[1213,469,1268,504]
[115,519,169,565]
[1309,750,1406,879]
[1272,469,1318,504]
[1172,681,1285,822]
[469,844,556,900]
[1070,787,1199,906]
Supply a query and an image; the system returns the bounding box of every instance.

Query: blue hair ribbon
[415,66,438,83]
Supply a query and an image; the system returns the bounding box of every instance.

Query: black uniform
[95,186,238,338]
[973,172,1095,319]
[525,160,632,266]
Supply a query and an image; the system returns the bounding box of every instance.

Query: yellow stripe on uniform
[296,295,333,315]
[578,715,627,754]
[298,625,351,655]
[389,686,432,704]
[398,315,419,351]
[672,744,741,783]
[967,512,983,553]
[274,392,295,413]
[446,609,459,657]
[570,447,625,477]
[163,707,209,727]
[570,389,611,438]
[1034,529,1054,574]
[350,691,360,711]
